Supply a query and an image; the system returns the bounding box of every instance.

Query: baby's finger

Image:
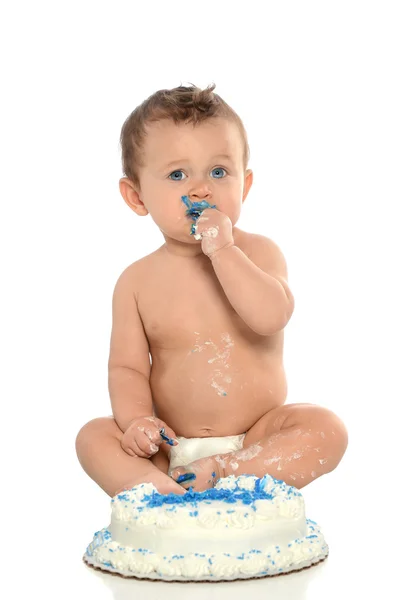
[136,430,160,457]
[173,472,197,488]
[121,437,146,458]
[143,426,162,445]
[160,425,179,446]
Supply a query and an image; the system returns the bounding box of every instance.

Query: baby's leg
[220,403,348,488]
[75,416,185,497]
[171,404,348,491]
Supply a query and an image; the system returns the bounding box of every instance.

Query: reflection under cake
[84,474,328,582]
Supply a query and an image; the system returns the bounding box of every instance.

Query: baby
[75,83,348,498]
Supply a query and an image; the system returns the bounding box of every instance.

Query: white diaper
[168,434,246,475]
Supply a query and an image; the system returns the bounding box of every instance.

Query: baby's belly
[149,346,287,438]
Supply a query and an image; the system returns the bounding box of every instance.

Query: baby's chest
[138,272,249,350]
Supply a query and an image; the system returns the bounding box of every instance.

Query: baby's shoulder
[235,227,280,258]
[114,249,160,291]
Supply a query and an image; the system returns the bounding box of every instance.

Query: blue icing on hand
[159,427,175,446]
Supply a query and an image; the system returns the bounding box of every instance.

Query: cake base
[83,519,329,582]
[83,553,328,583]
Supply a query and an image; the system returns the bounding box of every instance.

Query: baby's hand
[194,208,234,258]
[121,416,178,459]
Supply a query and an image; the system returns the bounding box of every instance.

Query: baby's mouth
[181,195,217,236]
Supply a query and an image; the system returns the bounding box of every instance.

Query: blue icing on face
[181,195,217,235]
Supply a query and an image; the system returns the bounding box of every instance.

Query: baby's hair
[119,82,250,190]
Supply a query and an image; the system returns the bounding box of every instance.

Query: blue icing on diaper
[181,195,217,235]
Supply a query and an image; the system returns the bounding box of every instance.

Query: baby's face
[137,118,251,243]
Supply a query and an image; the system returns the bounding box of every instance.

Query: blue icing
[181,195,216,219]
[141,481,274,509]
[116,493,130,502]
[86,534,106,557]
[181,195,217,234]
[176,473,196,484]
[159,428,175,446]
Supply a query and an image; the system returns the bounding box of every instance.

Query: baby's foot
[115,469,186,497]
[170,455,223,492]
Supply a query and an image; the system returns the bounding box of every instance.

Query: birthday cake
[83,474,328,582]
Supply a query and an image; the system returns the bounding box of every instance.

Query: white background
[1,1,398,598]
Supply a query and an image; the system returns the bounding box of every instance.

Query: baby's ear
[119,177,148,216]
[242,169,253,204]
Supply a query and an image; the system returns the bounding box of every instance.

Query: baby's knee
[319,407,348,454]
[75,416,121,458]
[310,407,348,470]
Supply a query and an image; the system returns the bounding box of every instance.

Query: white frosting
[84,474,328,581]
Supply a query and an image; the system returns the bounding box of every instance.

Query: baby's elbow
[278,297,295,332]
[260,304,294,336]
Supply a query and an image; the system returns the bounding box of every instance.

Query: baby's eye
[211,167,227,179]
[169,170,186,181]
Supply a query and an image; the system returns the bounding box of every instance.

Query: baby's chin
[159,232,205,256]
[161,229,202,245]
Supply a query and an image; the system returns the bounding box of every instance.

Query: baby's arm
[108,266,178,458]
[108,265,153,431]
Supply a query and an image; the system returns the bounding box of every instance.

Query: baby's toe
[172,457,219,491]
[170,466,196,486]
